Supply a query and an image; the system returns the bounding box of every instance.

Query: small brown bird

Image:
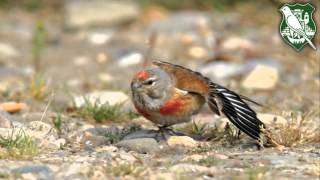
[131,61,267,143]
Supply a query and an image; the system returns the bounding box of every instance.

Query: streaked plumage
[131,61,268,142]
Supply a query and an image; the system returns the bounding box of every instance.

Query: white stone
[98,73,113,82]
[221,37,254,51]
[27,121,52,133]
[199,62,242,81]
[188,46,207,58]
[170,163,216,174]
[96,52,108,64]
[73,91,129,108]
[73,56,90,66]
[65,0,140,28]
[242,64,279,89]
[88,32,113,45]
[52,138,66,148]
[167,136,198,148]
[0,43,19,58]
[257,113,287,125]
[118,52,143,67]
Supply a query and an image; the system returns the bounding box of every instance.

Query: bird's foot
[154,126,185,142]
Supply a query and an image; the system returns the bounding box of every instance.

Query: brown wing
[153,61,267,142]
[153,61,222,115]
[153,61,210,97]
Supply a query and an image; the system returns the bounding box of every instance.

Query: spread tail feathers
[208,82,265,140]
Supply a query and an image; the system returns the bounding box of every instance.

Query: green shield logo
[279,3,317,51]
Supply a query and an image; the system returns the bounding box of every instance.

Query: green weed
[0,129,37,159]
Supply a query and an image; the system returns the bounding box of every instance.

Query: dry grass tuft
[267,110,320,147]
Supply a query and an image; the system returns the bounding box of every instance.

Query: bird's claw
[154,126,185,142]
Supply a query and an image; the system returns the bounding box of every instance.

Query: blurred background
[0,0,318,111]
[0,0,319,179]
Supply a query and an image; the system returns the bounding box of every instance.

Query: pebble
[188,46,208,59]
[0,43,19,58]
[116,138,160,154]
[0,102,27,113]
[170,163,216,174]
[118,52,143,67]
[88,32,113,45]
[242,64,279,89]
[96,52,108,64]
[221,36,254,51]
[257,113,287,126]
[167,136,198,148]
[73,91,129,108]
[12,165,54,180]
[65,0,140,28]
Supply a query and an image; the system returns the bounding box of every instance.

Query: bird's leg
[154,125,186,141]
[155,125,170,141]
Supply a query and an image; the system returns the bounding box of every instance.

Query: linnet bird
[131,61,275,146]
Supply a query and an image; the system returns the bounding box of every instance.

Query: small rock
[73,91,129,108]
[118,52,143,67]
[52,138,66,148]
[73,56,90,66]
[65,0,140,29]
[188,46,207,59]
[170,163,216,174]
[147,12,209,33]
[0,102,27,113]
[214,117,229,130]
[150,173,174,180]
[82,131,108,147]
[182,154,205,161]
[142,6,168,25]
[199,59,282,83]
[96,145,118,153]
[90,170,107,179]
[116,138,160,153]
[167,136,198,148]
[0,43,19,58]
[0,111,12,128]
[221,37,254,51]
[59,163,90,177]
[12,165,53,180]
[117,153,137,163]
[98,73,113,82]
[257,113,287,126]
[88,31,113,45]
[96,52,108,64]
[199,62,242,82]
[27,121,52,133]
[242,64,279,89]
[213,153,229,160]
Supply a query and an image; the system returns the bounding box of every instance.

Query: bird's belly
[135,93,205,126]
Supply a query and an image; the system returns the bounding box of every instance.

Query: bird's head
[280,6,291,15]
[131,68,173,108]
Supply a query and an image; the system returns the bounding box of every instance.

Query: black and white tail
[208,82,265,140]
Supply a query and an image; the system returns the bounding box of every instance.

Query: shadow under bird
[131,61,273,146]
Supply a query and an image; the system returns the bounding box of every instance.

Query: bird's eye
[144,79,155,86]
